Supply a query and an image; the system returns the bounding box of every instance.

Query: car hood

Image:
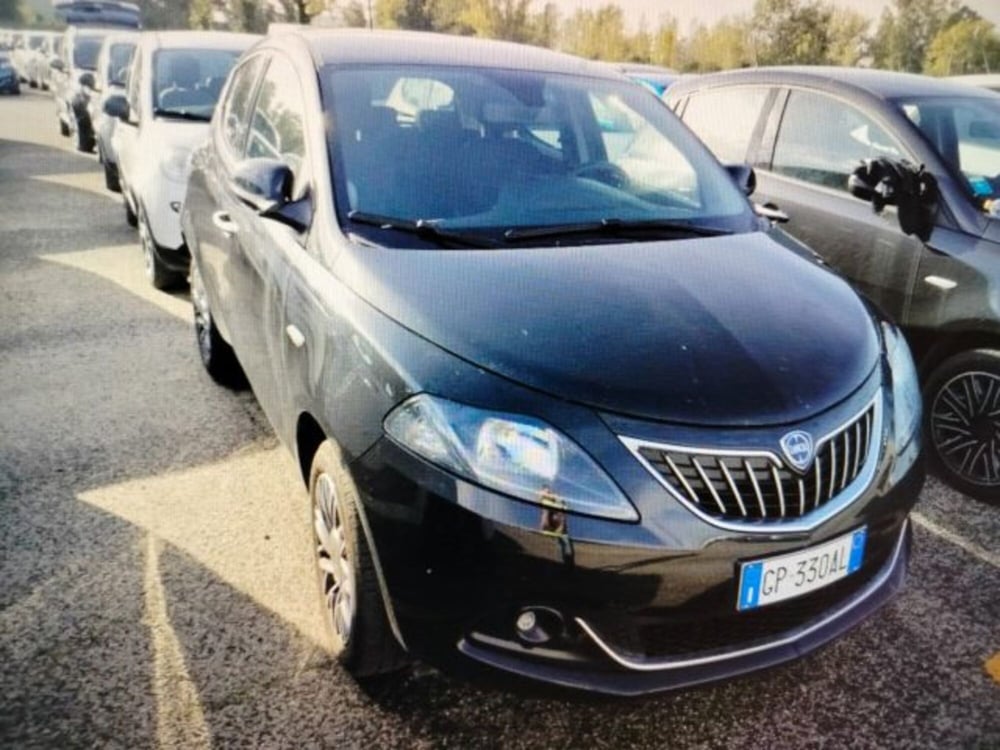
[342,230,881,426]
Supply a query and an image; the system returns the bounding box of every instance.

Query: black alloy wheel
[308,440,407,677]
[926,349,1000,504]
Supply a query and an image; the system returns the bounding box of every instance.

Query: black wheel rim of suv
[931,370,1000,487]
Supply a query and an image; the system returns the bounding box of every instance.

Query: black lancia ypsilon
[182,30,924,694]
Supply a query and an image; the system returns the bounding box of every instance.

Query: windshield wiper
[503,218,730,242]
[347,211,497,249]
[153,109,211,122]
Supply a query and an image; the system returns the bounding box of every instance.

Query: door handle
[212,211,239,236]
[285,324,306,349]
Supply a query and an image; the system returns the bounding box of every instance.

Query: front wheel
[309,440,407,677]
[59,118,70,137]
[925,349,1000,505]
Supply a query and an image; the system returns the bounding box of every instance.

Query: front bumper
[350,421,924,695]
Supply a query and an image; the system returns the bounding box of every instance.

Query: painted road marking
[42,247,190,322]
[911,512,1000,569]
[986,653,1000,685]
[144,533,211,750]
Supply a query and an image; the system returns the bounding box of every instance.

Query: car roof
[275,28,619,79]
[142,30,260,51]
[670,65,1000,101]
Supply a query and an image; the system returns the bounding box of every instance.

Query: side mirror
[78,71,95,89]
[103,93,129,121]
[49,57,64,72]
[850,158,938,241]
[725,163,756,196]
[232,158,312,231]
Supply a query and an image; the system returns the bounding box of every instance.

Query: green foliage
[560,5,632,61]
[684,18,753,71]
[750,0,833,65]
[872,0,956,72]
[925,18,1000,75]
[340,0,369,28]
[0,0,23,24]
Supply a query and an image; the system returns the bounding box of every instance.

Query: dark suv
[668,68,1000,503]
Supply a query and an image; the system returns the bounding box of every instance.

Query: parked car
[21,32,48,88]
[89,31,137,191]
[50,1,139,150]
[10,31,29,83]
[0,51,21,94]
[182,30,924,694]
[668,68,1000,503]
[51,27,111,150]
[106,30,258,289]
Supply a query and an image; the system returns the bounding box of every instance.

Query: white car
[947,73,1000,94]
[88,31,137,191]
[109,30,258,288]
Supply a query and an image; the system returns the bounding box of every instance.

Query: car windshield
[73,36,104,70]
[152,48,240,120]
[107,42,134,85]
[896,94,1000,206]
[323,64,754,247]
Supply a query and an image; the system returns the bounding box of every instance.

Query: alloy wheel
[313,472,355,645]
[930,370,1000,487]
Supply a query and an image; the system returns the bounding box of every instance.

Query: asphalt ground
[0,89,998,750]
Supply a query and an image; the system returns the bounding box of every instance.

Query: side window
[772,90,902,191]
[245,55,308,191]
[682,87,770,163]
[220,54,265,159]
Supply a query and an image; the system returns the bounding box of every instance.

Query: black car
[667,68,1000,503]
[182,30,924,695]
[0,52,20,95]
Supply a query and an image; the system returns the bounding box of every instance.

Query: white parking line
[911,512,1000,569]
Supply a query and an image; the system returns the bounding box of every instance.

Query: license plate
[737,527,867,611]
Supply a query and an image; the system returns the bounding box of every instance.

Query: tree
[682,18,753,71]
[560,5,631,61]
[750,0,833,66]
[341,0,369,27]
[375,0,435,30]
[827,8,871,66]
[460,0,536,43]
[872,0,956,72]
[925,18,1000,75]
[0,0,23,24]
[188,0,212,29]
[650,15,680,69]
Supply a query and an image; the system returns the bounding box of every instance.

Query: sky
[558,0,1000,32]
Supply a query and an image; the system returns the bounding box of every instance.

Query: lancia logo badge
[780,430,815,473]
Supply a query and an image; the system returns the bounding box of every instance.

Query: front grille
[633,401,877,521]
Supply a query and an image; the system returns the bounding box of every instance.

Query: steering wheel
[573,161,631,189]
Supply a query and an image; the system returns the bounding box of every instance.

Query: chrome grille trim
[619,392,882,534]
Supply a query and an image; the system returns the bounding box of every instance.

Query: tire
[75,120,94,153]
[137,206,183,290]
[924,349,1000,504]
[190,260,245,388]
[308,440,407,677]
[103,159,121,193]
[59,118,70,137]
[123,191,137,227]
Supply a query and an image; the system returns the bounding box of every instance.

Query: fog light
[514,607,565,646]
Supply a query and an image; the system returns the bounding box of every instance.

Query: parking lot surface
[1,90,998,749]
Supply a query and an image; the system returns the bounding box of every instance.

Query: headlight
[884,323,921,450]
[161,145,192,183]
[384,394,638,521]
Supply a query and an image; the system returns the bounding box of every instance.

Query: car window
[897,95,1000,204]
[107,42,134,86]
[152,48,240,120]
[245,55,308,192]
[220,54,266,160]
[324,64,755,245]
[681,87,770,163]
[772,90,902,192]
[73,36,104,70]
